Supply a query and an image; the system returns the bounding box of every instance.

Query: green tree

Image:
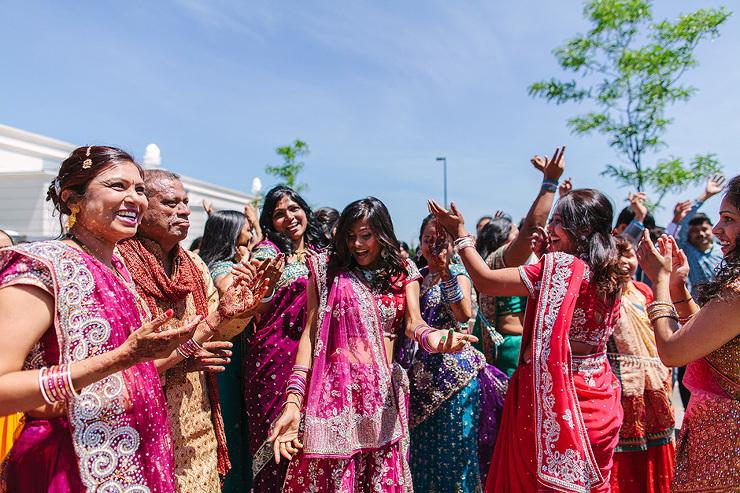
[265,139,310,193]
[529,0,730,206]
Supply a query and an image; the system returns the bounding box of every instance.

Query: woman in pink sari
[269,197,475,492]
[430,188,626,493]
[0,147,201,492]
[637,174,740,492]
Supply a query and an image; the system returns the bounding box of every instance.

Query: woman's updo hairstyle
[555,189,622,294]
[46,146,141,220]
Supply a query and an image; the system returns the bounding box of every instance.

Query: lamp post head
[436,157,445,162]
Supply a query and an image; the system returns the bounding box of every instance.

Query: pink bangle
[413,323,430,341]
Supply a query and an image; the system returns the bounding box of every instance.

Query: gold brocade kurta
[123,241,220,492]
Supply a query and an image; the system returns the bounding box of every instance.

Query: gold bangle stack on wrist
[646,301,678,324]
[39,364,79,405]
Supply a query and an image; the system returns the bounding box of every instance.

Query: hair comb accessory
[53,178,61,195]
[82,146,93,169]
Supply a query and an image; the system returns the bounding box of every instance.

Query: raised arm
[636,231,740,367]
[503,146,565,267]
[428,200,530,297]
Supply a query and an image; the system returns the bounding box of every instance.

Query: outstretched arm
[428,200,530,297]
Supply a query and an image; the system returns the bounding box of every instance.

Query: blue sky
[2,0,738,245]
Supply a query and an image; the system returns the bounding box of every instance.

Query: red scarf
[117,236,230,476]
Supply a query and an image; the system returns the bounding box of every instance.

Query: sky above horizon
[2,0,738,245]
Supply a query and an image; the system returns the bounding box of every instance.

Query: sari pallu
[0,241,174,492]
[247,241,311,491]
[282,255,413,492]
[486,252,620,493]
[673,333,740,492]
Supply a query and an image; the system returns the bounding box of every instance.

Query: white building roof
[0,123,259,245]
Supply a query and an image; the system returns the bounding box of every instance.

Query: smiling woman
[0,146,199,491]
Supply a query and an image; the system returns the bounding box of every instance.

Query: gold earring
[67,207,79,229]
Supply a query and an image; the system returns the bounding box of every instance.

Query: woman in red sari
[430,188,626,493]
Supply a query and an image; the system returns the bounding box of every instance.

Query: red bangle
[205,317,219,333]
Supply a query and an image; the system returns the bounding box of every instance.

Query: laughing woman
[270,197,475,492]
[246,186,329,492]
[430,188,625,493]
[0,146,199,491]
[636,174,740,492]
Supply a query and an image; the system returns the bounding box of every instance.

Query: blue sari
[407,264,508,491]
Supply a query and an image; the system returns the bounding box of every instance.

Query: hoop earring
[67,207,79,229]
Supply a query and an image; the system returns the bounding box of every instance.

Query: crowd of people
[0,145,738,493]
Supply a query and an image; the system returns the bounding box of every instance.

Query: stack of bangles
[284,365,310,410]
[39,364,79,405]
[454,234,475,253]
[176,338,204,359]
[413,323,437,353]
[542,178,559,192]
[441,276,464,304]
[646,301,678,324]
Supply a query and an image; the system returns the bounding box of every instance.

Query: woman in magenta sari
[637,174,740,492]
[430,188,626,493]
[270,197,475,492]
[246,186,329,491]
[0,146,201,492]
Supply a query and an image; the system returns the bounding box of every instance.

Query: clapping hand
[218,254,285,318]
[125,309,200,363]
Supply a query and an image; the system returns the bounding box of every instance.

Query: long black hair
[554,189,623,294]
[476,217,513,260]
[198,210,247,268]
[331,197,406,291]
[259,186,328,255]
[697,174,740,305]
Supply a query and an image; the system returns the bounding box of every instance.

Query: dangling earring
[67,206,79,229]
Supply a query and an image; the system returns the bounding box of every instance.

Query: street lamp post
[436,157,447,207]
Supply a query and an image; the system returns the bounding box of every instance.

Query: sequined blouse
[520,260,620,349]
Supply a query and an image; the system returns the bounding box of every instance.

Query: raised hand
[268,403,302,463]
[636,230,673,284]
[218,255,285,318]
[628,191,648,223]
[668,236,690,291]
[559,177,573,198]
[531,146,566,181]
[494,209,507,219]
[428,200,466,239]
[202,199,214,217]
[187,340,233,372]
[124,309,200,364]
[424,328,478,353]
[672,200,693,224]
[706,173,726,197]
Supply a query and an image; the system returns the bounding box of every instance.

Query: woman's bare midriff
[520,340,598,363]
[496,312,524,336]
